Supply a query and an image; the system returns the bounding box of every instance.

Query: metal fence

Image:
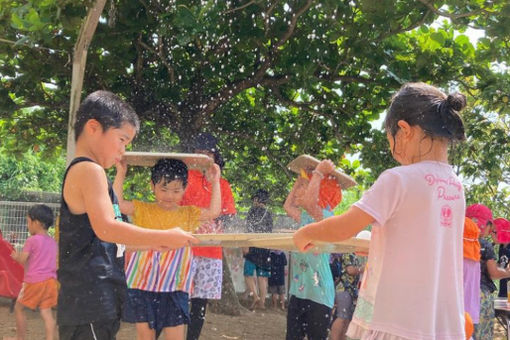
[0,200,296,245]
[0,201,60,249]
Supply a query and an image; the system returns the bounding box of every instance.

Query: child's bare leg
[272,294,278,308]
[11,302,26,340]
[256,276,268,309]
[39,308,56,340]
[135,322,156,340]
[245,276,259,308]
[279,293,286,309]
[163,325,185,340]
[330,317,349,340]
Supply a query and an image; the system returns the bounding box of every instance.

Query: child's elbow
[90,220,116,243]
[212,209,221,220]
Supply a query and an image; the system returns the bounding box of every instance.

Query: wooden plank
[122,151,214,170]
[193,233,369,253]
[287,154,357,189]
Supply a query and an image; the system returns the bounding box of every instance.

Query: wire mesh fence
[0,201,60,249]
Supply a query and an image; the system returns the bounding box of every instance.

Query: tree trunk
[208,250,243,316]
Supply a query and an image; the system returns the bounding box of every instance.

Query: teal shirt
[289,210,335,308]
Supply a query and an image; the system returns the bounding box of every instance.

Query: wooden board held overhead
[122,152,214,170]
[193,233,369,254]
[287,154,357,189]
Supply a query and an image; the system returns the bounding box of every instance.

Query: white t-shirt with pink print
[347,161,465,340]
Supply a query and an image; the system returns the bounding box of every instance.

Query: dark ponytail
[385,83,466,142]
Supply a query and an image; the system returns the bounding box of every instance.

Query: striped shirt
[125,201,201,292]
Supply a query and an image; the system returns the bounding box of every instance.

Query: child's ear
[396,120,413,139]
[85,119,102,135]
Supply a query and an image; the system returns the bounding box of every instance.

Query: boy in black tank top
[58,91,199,340]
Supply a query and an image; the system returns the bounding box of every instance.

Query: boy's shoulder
[65,160,107,189]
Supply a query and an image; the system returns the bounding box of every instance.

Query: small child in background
[181,133,237,340]
[330,253,363,340]
[243,189,273,310]
[495,218,510,299]
[466,204,510,340]
[114,158,221,340]
[269,250,287,310]
[8,204,57,340]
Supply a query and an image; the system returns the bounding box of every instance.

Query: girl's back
[353,161,465,339]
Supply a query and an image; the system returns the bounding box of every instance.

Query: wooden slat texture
[287,154,357,189]
[193,233,369,253]
[122,151,214,170]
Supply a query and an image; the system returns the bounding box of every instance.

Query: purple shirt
[22,234,57,283]
[463,258,481,323]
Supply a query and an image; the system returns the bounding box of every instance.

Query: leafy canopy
[0,0,509,214]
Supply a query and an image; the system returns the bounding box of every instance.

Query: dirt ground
[0,297,287,340]
[0,297,507,339]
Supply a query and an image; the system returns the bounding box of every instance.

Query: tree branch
[274,0,313,50]
[138,38,175,84]
[223,0,259,14]
[270,85,345,142]
[378,10,432,41]
[202,75,291,115]
[416,0,492,21]
[0,37,69,54]
[202,0,313,116]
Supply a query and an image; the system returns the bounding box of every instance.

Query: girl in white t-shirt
[294,82,468,340]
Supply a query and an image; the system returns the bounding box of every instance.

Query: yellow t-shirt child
[124,201,201,292]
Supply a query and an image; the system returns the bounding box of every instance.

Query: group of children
[5,81,498,340]
[462,203,510,339]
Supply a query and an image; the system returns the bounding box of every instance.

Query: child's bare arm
[293,206,374,252]
[64,162,198,248]
[113,160,135,216]
[300,173,323,221]
[301,160,336,221]
[283,178,303,223]
[199,164,222,222]
[11,250,29,265]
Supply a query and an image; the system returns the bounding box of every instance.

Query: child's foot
[250,296,260,310]
[256,300,266,310]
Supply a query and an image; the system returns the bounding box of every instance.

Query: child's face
[27,216,40,235]
[93,121,136,168]
[151,179,186,210]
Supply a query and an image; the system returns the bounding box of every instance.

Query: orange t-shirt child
[180,169,236,300]
[181,169,237,259]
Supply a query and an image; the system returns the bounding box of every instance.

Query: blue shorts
[243,259,270,277]
[123,289,189,332]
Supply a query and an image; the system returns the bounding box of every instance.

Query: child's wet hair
[384,82,466,142]
[74,90,140,141]
[27,204,54,230]
[151,158,188,187]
